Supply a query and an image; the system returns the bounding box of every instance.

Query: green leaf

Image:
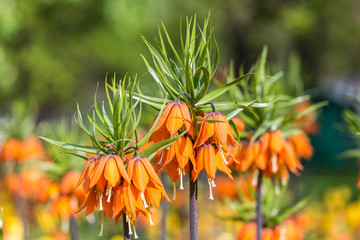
[338,149,360,159]
[274,196,311,223]
[40,137,98,154]
[138,95,168,147]
[197,73,254,105]
[140,131,187,158]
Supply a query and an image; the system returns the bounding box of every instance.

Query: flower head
[151,101,192,141]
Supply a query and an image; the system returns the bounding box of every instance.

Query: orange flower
[156,135,195,194]
[232,116,245,133]
[111,157,169,238]
[294,101,319,135]
[0,138,23,162]
[236,219,303,240]
[194,111,237,151]
[193,144,233,199]
[60,171,85,204]
[126,157,169,212]
[75,154,130,235]
[236,222,274,240]
[235,130,306,184]
[52,196,72,220]
[289,133,313,160]
[151,101,192,141]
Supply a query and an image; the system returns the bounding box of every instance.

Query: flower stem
[189,161,198,240]
[123,213,130,240]
[70,214,79,240]
[256,170,263,240]
[160,173,167,240]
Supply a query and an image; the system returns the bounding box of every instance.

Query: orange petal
[204,145,217,179]
[132,159,149,192]
[104,157,120,187]
[155,101,176,132]
[141,157,163,186]
[113,155,130,183]
[166,103,183,135]
[90,155,108,188]
[270,130,286,153]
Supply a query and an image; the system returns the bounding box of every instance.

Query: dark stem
[177,92,193,102]
[123,146,138,157]
[189,161,198,240]
[160,173,167,240]
[197,102,216,112]
[123,213,130,240]
[70,214,80,240]
[256,170,263,240]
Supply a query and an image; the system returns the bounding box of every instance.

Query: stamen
[98,192,103,211]
[106,186,112,203]
[208,178,214,200]
[281,177,288,186]
[141,192,149,208]
[178,168,184,190]
[99,221,104,236]
[98,211,104,236]
[158,150,164,164]
[271,153,278,173]
[252,169,259,187]
[220,149,229,165]
[126,215,133,235]
[149,212,154,226]
[133,225,139,239]
[172,182,177,201]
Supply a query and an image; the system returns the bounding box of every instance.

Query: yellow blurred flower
[346,199,360,228]
[324,186,351,211]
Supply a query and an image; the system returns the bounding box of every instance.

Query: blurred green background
[0,0,359,186]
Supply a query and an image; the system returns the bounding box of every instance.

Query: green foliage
[227,47,326,141]
[221,178,311,228]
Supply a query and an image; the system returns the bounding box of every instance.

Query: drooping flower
[156,135,195,194]
[110,156,169,238]
[151,101,192,141]
[194,111,237,151]
[234,130,308,187]
[75,155,130,236]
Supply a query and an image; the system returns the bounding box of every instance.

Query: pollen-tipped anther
[141,192,149,209]
[149,212,154,226]
[208,178,214,200]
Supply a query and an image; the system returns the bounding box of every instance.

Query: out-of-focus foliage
[0,0,358,118]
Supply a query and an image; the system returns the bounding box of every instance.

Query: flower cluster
[231,130,313,187]
[75,154,169,237]
[148,99,240,200]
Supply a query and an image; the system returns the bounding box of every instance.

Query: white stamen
[252,169,259,187]
[208,178,214,200]
[281,177,288,186]
[106,187,112,203]
[220,149,229,165]
[126,215,133,235]
[98,192,103,211]
[149,212,154,226]
[271,153,278,173]
[99,221,104,236]
[141,192,149,208]
[133,225,139,239]
[158,150,164,164]
[211,180,216,188]
[172,182,177,201]
[178,168,184,190]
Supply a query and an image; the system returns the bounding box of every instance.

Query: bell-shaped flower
[151,101,192,141]
[193,144,233,200]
